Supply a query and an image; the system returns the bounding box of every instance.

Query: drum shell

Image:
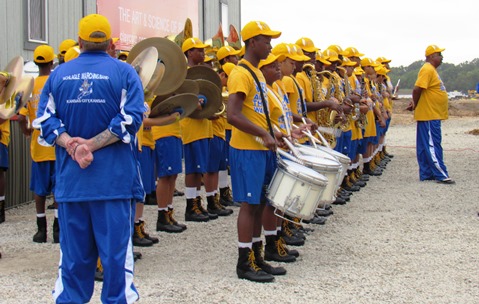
[267,160,327,220]
[297,155,342,203]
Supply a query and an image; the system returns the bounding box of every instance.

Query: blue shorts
[229,148,276,205]
[357,137,366,155]
[155,136,182,178]
[335,130,351,157]
[0,143,8,170]
[30,160,55,196]
[349,139,359,160]
[385,117,391,133]
[53,199,138,303]
[139,146,156,194]
[206,136,227,173]
[184,138,209,175]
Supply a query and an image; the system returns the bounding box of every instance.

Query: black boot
[0,200,5,223]
[236,247,275,282]
[253,241,287,275]
[132,223,153,247]
[264,235,296,263]
[281,221,305,246]
[219,187,234,206]
[207,194,233,216]
[95,258,104,282]
[53,217,60,244]
[156,210,183,233]
[144,193,157,206]
[168,208,187,230]
[196,196,218,220]
[139,220,159,243]
[185,198,209,222]
[33,217,47,243]
[277,235,299,257]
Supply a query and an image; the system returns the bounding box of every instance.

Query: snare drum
[267,159,328,220]
[296,155,342,203]
[297,144,350,188]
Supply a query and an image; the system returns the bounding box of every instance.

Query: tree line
[389,58,479,93]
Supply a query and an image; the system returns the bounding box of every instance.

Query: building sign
[97,0,199,50]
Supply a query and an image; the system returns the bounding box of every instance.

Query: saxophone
[329,69,350,132]
[356,74,369,130]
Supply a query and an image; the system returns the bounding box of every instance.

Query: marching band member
[18,45,59,243]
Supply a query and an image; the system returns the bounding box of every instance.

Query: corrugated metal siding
[5,119,34,209]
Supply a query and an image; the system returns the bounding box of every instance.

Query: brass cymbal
[186,65,222,90]
[128,37,187,96]
[128,46,158,89]
[0,75,33,120]
[152,79,200,109]
[189,79,222,119]
[149,93,198,119]
[144,62,166,100]
[0,56,24,105]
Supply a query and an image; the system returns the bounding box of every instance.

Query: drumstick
[300,118,317,148]
[255,136,304,166]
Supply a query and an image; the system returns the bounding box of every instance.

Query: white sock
[36,213,46,218]
[219,170,229,188]
[205,191,215,197]
[238,242,252,249]
[158,207,168,211]
[264,230,277,236]
[167,204,173,209]
[252,237,261,243]
[54,209,58,218]
[184,187,197,199]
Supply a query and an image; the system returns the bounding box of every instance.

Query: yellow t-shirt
[212,116,226,139]
[222,88,232,131]
[296,71,316,123]
[268,85,288,133]
[363,78,376,138]
[18,75,55,161]
[273,81,294,128]
[141,99,155,149]
[283,76,303,117]
[151,120,181,141]
[228,59,269,151]
[180,117,212,145]
[0,120,10,147]
[414,62,448,121]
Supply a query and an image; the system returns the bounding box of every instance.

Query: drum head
[281,159,328,186]
[299,155,341,173]
[315,145,351,165]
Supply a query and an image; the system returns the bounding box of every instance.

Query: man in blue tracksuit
[33,14,144,303]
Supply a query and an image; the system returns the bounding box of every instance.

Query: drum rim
[278,159,328,186]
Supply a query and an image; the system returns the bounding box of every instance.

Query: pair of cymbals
[0,75,34,120]
[128,37,187,96]
[186,66,223,119]
[128,46,158,89]
[149,93,199,119]
[0,56,24,105]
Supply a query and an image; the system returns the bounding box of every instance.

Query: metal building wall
[199,0,241,42]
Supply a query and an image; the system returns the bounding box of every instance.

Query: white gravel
[1,114,478,304]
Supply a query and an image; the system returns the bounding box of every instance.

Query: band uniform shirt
[141,98,155,150]
[33,51,145,203]
[267,85,288,133]
[19,75,56,162]
[0,120,10,147]
[414,62,448,121]
[282,76,302,117]
[228,59,269,151]
[363,78,377,138]
[296,71,315,123]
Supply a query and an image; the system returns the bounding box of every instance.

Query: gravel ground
[1,114,478,304]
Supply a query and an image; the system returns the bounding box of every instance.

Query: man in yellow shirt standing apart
[410,45,454,184]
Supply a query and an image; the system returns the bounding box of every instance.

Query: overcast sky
[240,0,477,67]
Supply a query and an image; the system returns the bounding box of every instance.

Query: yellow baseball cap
[327,45,347,56]
[258,53,285,69]
[64,46,81,62]
[375,66,389,76]
[217,46,241,61]
[341,57,357,67]
[222,62,236,76]
[360,57,379,67]
[272,43,306,62]
[290,44,311,62]
[425,45,445,56]
[343,47,364,58]
[376,56,391,64]
[78,14,111,43]
[315,51,331,65]
[59,39,77,55]
[322,49,340,63]
[354,67,365,75]
[182,37,210,53]
[241,21,281,42]
[34,45,55,63]
[295,37,319,53]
